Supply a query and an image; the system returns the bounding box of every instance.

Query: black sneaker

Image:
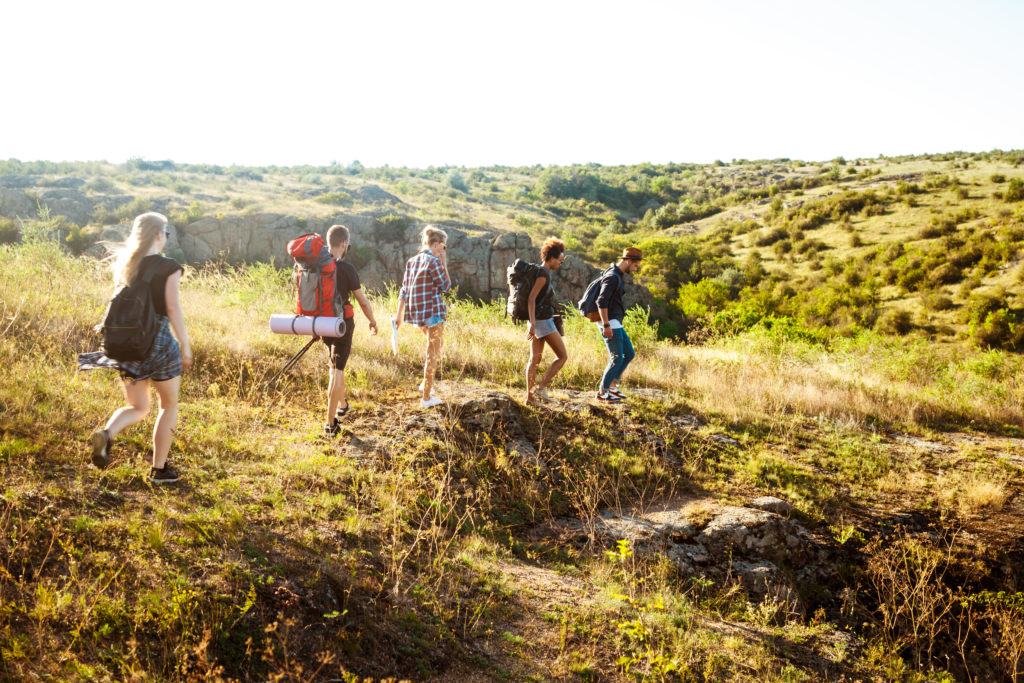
[608,388,627,400]
[149,465,180,484]
[324,420,341,436]
[89,429,111,469]
[596,391,622,403]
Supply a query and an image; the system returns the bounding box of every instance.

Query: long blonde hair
[112,212,167,286]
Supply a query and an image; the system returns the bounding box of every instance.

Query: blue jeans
[600,327,635,390]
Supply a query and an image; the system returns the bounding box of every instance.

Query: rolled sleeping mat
[269,314,347,337]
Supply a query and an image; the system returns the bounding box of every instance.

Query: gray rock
[710,433,740,447]
[894,434,952,454]
[0,175,38,188]
[698,506,811,566]
[669,414,704,431]
[749,496,794,515]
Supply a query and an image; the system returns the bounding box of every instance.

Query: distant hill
[2,151,1023,344]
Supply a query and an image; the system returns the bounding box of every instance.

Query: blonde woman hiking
[395,225,451,408]
[525,238,568,405]
[78,212,192,483]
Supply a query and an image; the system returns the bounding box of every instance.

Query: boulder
[749,496,794,515]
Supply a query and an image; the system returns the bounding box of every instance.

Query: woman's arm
[352,289,378,335]
[527,274,547,326]
[395,298,406,328]
[163,270,193,371]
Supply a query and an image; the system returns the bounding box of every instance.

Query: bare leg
[537,332,568,390]
[422,323,444,400]
[525,337,545,400]
[327,368,347,422]
[152,376,180,469]
[105,378,151,438]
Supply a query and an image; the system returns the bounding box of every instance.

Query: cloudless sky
[2,0,1022,167]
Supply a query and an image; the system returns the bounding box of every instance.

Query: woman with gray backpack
[524,238,568,405]
[77,212,192,483]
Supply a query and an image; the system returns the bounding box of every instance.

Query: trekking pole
[267,337,318,389]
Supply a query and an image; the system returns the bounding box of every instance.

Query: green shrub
[1004,178,1024,202]
[0,218,18,244]
[929,263,963,285]
[921,290,955,311]
[63,224,93,255]
[991,173,1006,183]
[878,308,913,336]
[677,279,730,317]
[446,171,469,193]
[315,191,353,206]
[970,308,1024,349]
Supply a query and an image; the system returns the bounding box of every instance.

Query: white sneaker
[420,396,443,408]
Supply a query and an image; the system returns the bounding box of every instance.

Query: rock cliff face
[0,180,652,310]
[102,211,651,311]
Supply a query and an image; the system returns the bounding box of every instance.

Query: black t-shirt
[334,260,361,316]
[534,265,556,319]
[138,255,183,317]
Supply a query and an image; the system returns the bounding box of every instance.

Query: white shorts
[533,318,558,338]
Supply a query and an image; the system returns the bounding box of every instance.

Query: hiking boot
[608,387,627,400]
[149,464,180,484]
[596,391,622,403]
[89,429,111,469]
[420,396,443,408]
[324,420,341,436]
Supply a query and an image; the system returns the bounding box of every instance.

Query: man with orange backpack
[322,225,377,433]
[289,225,378,434]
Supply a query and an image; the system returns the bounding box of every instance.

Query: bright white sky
[2,0,1022,167]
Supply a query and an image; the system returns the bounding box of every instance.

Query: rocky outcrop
[1,178,653,308]
[169,211,652,309]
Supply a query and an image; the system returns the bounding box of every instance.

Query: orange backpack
[287,233,337,317]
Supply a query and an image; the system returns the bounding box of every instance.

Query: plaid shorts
[78,315,182,382]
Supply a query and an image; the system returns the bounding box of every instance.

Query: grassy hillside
[3,151,1024,344]
[2,232,1024,680]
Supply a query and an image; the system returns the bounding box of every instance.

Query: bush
[446,171,469,193]
[1004,178,1024,202]
[991,173,1006,183]
[929,262,963,285]
[878,308,914,335]
[971,308,1024,349]
[0,218,18,244]
[315,191,353,206]
[921,290,955,311]
[677,279,730,318]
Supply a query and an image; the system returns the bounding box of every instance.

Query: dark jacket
[595,264,625,322]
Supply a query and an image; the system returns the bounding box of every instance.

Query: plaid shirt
[399,248,451,325]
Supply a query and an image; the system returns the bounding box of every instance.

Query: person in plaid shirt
[395,226,451,407]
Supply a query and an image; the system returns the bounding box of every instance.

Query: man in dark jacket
[595,247,643,402]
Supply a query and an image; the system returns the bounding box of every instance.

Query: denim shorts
[419,314,445,329]
[533,317,558,338]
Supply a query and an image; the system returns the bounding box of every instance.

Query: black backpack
[577,267,618,322]
[99,260,160,361]
[506,258,541,322]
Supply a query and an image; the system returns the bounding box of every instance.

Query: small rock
[668,414,704,431]
[749,496,794,515]
[894,434,952,454]
[710,433,740,447]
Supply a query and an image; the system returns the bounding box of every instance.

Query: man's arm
[596,271,618,338]
[352,289,377,335]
